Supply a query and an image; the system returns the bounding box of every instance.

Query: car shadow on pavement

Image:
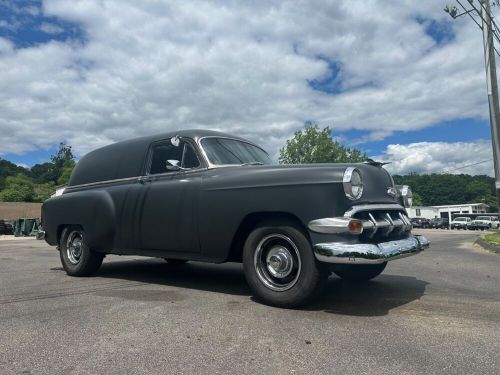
[97,259,429,316]
[97,259,252,296]
[305,274,429,317]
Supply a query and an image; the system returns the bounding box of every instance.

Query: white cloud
[376,140,494,176]
[39,22,64,35]
[0,0,495,171]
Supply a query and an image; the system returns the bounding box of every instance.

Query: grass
[483,232,500,247]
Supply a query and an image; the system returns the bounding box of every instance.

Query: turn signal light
[348,219,363,234]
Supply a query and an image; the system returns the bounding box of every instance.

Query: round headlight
[343,167,363,200]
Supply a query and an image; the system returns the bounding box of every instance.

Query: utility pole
[480,0,500,207]
[445,0,500,209]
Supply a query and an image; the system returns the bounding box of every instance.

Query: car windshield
[476,216,490,220]
[200,138,272,166]
[455,217,467,222]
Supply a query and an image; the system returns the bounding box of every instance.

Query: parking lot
[1,230,499,374]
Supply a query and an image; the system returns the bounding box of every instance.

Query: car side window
[149,141,200,175]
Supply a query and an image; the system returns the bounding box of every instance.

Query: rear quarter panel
[42,189,116,250]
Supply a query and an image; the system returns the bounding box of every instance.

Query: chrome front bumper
[313,234,430,264]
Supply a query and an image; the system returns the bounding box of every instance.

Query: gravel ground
[0,230,499,375]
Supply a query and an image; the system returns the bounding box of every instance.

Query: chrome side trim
[344,203,406,217]
[314,234,429,264]
[65,176,140,191]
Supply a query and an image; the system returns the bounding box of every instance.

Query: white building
[408,203,490,221]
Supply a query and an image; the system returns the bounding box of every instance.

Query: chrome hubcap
[266,246,293,278]
[66,231,83,265]
[254,234,301,292]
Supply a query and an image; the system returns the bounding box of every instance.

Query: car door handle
[138,176,153,184]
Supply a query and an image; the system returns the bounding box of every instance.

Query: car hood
[203,163,400,205]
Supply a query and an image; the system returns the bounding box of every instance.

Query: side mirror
[171,136,180,147]
[166,159,181,171]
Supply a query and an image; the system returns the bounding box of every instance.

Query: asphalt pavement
[0,230,499,375]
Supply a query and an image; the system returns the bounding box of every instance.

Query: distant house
[408,203,491,220]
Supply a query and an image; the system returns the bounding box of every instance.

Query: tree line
[0,125,496,211]
[0,143,75,202]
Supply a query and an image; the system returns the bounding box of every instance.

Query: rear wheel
[243,221,327,308]
[333,262,387,282]
[60,226,104,276]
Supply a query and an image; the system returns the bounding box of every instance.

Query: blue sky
[0,1,495,175]
[0,0,84,48]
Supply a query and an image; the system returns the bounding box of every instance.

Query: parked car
[41,130,429,308]
[429,217,449,229]
[0,220,14,235]
[468,216,500,230]
[410,217,430,228]
[450,217,471,230]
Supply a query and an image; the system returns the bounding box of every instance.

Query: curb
[474,237,500,254]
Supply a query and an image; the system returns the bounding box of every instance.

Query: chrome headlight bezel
[398,185,413,208]
[343,167,363,201]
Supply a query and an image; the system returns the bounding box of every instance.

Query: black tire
[163,259,188,265]
[333,262,387,282]
[242,220,328,308]
[60,226,104,276]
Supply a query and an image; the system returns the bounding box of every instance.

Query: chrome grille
[346,205,412,241]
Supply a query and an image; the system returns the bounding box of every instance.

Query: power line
[442,158,493,173]
[455,0,500,56]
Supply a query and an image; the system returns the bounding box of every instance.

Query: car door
[136,138,203,253]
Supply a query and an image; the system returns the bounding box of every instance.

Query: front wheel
[243,221,327,308]
[333,262,387,282]
[60,226,104,276]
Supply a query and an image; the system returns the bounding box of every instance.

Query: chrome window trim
[197,136,271,168]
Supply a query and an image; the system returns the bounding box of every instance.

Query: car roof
[68,129,261,186]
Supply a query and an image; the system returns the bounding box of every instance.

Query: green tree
[57,159,76,185]
[412,192,423,206]
[34,182,56,202]
[30,162,58,184]
[51,142,74,183]
[0,174,35,202]
[0,159,29,189]
[393,174,497,211]
[279,125,367,164]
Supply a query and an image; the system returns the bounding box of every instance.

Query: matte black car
[41,130,429,308]
[410,218,430,229]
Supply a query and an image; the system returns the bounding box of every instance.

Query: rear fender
[42,190,116,250]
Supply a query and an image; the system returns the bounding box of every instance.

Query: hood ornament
[365,158,391,167]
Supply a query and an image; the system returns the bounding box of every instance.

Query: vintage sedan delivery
[42,130,429,307]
